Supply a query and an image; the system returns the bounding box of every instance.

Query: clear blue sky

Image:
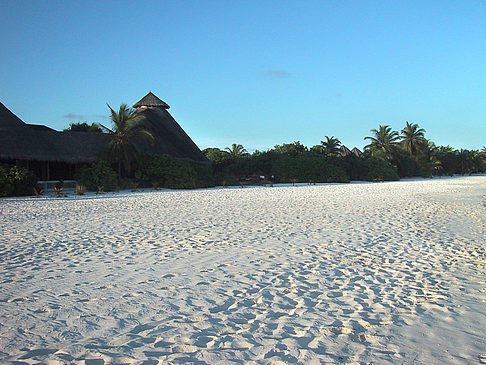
[1,1,484,151]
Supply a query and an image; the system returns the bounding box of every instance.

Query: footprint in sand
[209,298,236,313]
[19,348,58,359]
[130,323,156,334]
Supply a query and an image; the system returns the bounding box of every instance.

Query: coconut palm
[225,144,248,158]
[401,121,427,157]
[364,125,400,158]
[456,149,473,175]
[320,136,342,156]
[103,103,154,181]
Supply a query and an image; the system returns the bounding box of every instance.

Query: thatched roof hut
[0,102,55,162]
[0,102,107,163]
[133,92,170,109]
[133,93,207,162]
[0,92,207,172]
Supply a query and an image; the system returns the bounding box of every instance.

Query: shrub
[74,160,117,192]
[272,155,350,183]
[215,174,240,187]
[362,158,400,181]
[136,154,214,189]
[0,164,38,197]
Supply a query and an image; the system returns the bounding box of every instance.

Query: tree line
[63,108,485,183]
[202,122,486,185]
[3,107,484,197]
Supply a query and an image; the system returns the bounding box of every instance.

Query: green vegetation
[2,120,485,197]
[364,125,400,159]
[104,104,154,181]
[0,164,38,197]
[204,122,485,184]
[75,184,86,195]
[225,144,249,158]
[74,160,118,192]
[63,122,102,133]
[135,154,214,189]
[320,136,342,156]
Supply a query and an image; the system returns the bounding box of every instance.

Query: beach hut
[0,102,107,180]
[0,92,208,180]
[132,92,208,163]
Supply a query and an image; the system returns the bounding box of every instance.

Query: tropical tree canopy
[321,136,342,156]
[273,141,308,155]
[364,125,400,157]
[202,147,229,163]
[104,103,154,178]
[64,122,102,133]
[310,145,326,154]
[400,121,427,156]
[225,144,248,158]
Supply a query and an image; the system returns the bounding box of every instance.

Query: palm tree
[103,103,154,181]
[401,121,426,157]
[225,144,248,158]
[456,149,473,175]
[364,125,400,158]
[320,136,342,156]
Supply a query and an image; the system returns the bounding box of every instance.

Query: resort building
[0,92,207,180]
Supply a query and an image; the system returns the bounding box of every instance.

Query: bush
[362,158,400,181]
[272,155,350,183]
[214,174,240,186]
[74,160,118,192]
[136,154,214,189]
[0,164,38,197]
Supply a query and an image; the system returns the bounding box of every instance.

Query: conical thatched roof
[351,147,363,158]
[134,106,207,162]
[133,92,170,109]
[338,145,353,157]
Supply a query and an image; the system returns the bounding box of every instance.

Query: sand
[0,176,484,364]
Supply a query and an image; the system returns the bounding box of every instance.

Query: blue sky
[0,1,484,151]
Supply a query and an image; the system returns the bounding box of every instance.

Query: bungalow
[0,92,207,180]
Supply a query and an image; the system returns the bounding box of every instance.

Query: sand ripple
[0,176,484,364]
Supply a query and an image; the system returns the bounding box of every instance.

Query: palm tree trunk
[118,161,122,185]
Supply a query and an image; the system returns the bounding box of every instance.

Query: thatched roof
[134,106,208,162]
[39,130,109,163]
[0,102,53,161]
[0,102,107,163]
[351,147,363,158]
[0,95,207,164]
[338,145,353,157]
[133,92,170,109]
[27,124,56,132]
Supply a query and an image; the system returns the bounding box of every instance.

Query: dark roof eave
[0,153,99,163]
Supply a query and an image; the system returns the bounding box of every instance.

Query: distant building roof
[351,147,363,157]
[133,92,170,109]
[338,145,353,157]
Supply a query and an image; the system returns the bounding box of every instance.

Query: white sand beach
[0,176,484,364]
